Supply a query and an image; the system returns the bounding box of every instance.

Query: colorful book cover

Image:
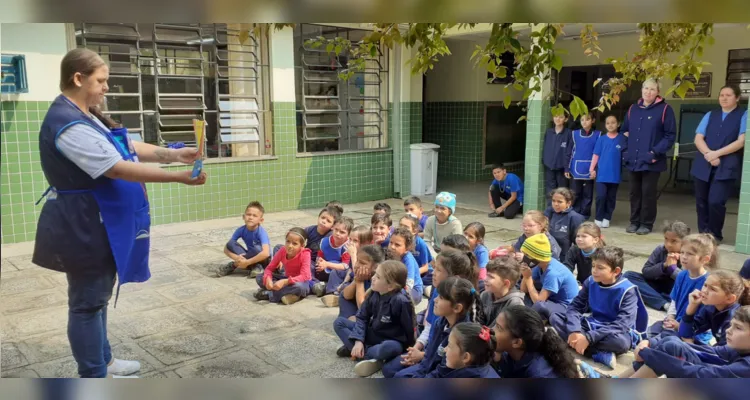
[191,119,206,178]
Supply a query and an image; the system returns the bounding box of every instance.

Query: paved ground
[1,197,748,378]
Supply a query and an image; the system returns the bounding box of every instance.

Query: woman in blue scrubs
[691,85,747,242]
[32,48,207,378]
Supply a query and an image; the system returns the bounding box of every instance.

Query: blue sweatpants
[622,271,672,311]
[548,313,632,354]
[595,182,619,222]
[332,317,403,362]
[694,174,733,242]
[571,179,594,219]
[632,335,705,375]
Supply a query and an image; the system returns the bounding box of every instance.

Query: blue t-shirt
[402,252,424,294]
[671,270,709,321]
[696,110,748,136]
[532,258,580,306]
[491,173,524,204]
[413,236,434,270]
[230,225,270,257]
[419,215,429,232]
[593,133,625,184]
[474,244,489,270]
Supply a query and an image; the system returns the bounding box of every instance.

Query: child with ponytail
[427,322,499,378]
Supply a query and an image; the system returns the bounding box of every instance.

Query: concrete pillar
[735,100,750,254]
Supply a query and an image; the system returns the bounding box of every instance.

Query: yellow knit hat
[521,233,552,262]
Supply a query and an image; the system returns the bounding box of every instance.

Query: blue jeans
[333,317,403,362]
[66,264,117,378]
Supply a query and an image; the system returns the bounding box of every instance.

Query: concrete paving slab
[0,288,67,315]
[137,329,235,366]
[175,349,281,378]
[110,307,198,340]
[1,342,29,370]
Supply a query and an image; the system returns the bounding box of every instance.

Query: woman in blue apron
[691,85,747,242]
[620,79,677,235]
[32,48,207,378]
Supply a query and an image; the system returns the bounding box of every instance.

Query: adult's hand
[173,147,201,164]
[710,158,721,167]
[175,170,207,185]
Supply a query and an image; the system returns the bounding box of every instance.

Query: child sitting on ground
[492,305,579,378]
[677,270,749,346]
[480,255,525,328]
[623,221,691,311]
[488,164,524,220]
[611,305,750,378]
[312,216,354,298]
[545,187,585,258]
[216,201,271,278]
[337,244,384,319]
[423,192,463,257]
[513,210,562,261]
[303,206,340,270]
[373,202,395,234]
[646,233,717,343]
[519,233,580,319]
[372,213,392,249]
[399,215,434,296]
[326,200,344,215]
[465,222,490,292]
[392,277,485,378]
[427,322,500,378]
[563,222,605,284]
[324,225,372,311]
[549,246,649,370]
[254,228,311,305]
[404,196,429,234]
[384,246,480,378]
[333,260,417,377]
[388,227,424,305]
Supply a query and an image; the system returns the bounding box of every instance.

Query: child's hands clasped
[272,279,288,291]
[662,315,679,330]
[351,341,365,359]
[400,346,425,366]
[634,340,650,362]
[520,264,532,280]
[567,332,589,355]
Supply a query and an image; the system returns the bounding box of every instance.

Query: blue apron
[37,98,151,297]
[569,129,600,179]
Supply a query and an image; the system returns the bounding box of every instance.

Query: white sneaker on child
[107,359,141,376]
[602,219,610,228]
[595,220,603,228]
[354,359,383,377]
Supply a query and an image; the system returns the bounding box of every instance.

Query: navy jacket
[494,351,558,378]
[742,258,750,280]
[543,127,572,170]
[691,107,746,182]
[413,315,470,376]
[640,339,750,378]
[620,96,676,172]
[426,363,499,378]
[544,206,585,257]
[563,244,593,283]
[349,290,416,350]
[641,244,681,293]
[678,302,740,346]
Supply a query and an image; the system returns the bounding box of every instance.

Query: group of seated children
[214,197,750,378]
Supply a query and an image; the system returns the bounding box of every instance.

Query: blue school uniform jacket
[305,225,330,264]
[348,290,416,350]
[620,96,676,173]
[412,315,471,377]
[641,244,681,287]
[678,302,740,346]
[494,351,558,378]
[402,252,424,295]
[412,236,434,270]
[425,363,499,378]
[691,107,747,182]
[543,127,572,170]
[544,206,585,258]
[564,276,648,345]
[639,338,750,378]
[565,128,601,179]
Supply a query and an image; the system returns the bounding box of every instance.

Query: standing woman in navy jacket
[32,49,206,378]
[691,85,747,243]
[620,78,677,235]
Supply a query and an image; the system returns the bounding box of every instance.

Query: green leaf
[517,115,527,123]
[569,98,580,118]
[575,96,589,118]
[503,94,511,108]
[510,38,521,50]
[513,83,524,91]
[370,46,378,57]
[550,54,563,72]
[593,78,602,87]
[326,43,334,53]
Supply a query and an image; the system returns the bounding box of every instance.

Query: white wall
[425,24,750,102]
[0,23,70,102]
[270,27,296,102]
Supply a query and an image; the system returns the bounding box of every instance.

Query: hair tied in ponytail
[479,326,491,342]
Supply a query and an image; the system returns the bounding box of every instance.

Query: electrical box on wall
[1,54,29,94]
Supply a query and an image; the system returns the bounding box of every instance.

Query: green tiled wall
[0,101,395,244]
[523,99,549,212]
[735,100,750,255]
[407,103,423,144]
[424,102,485,182]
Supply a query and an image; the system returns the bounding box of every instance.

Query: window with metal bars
[727,48,750,101]
[293,24,389,153]
[74,23,271,158]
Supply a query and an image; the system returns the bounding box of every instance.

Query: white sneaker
[602,219,610,228]
[107,359,141,376]
[595,220,603,228]
[354,359,383,377]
